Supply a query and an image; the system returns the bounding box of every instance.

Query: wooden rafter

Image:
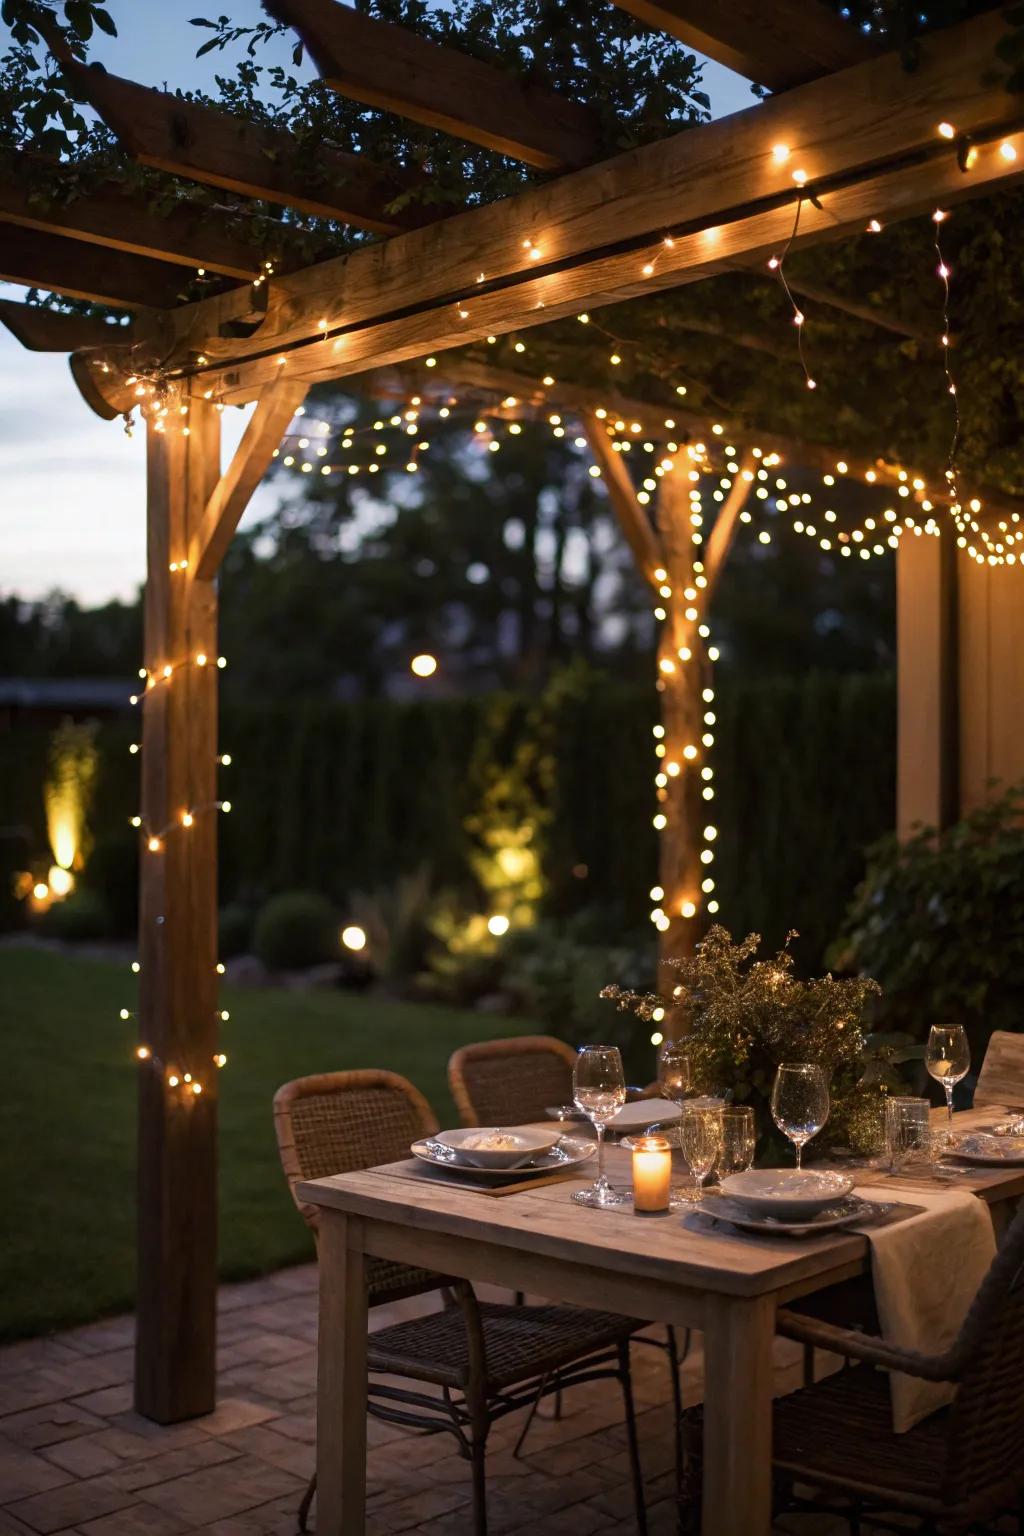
[368,358,1024,527]
[0,157,264,279]
[190,377,309,580]
[610,0,878,90]
[265,0,601,170]
[55,57,442,235]
[0,296,133,351]
[0,225,195,309]
[87,9,1019,408]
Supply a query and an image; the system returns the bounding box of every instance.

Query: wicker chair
[448,1034,578,1127]
[274,1069,649,1536]
[680,1201,1024,1534]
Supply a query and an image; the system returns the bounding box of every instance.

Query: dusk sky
[0,2,751,606]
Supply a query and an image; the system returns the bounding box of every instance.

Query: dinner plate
[696,1193,870,1237]
[410,1135,594,1180]
[609,1099,682,1132]
[947,1134,1024,1166]
[719,1168,855,1219]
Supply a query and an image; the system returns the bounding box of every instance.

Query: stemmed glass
[770,1063,829,1170]
[678,1103,723,1202]
[571,1044,627,1208]
[926,1025,971,1126]
[657,1040,691,1104]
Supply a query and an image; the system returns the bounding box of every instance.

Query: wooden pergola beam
[0,296,132,351]
[0,225,195,309]
[105,8,1019,405]
[190,377,309,580]
[370,357,1024,528]
[56,57,442,235]
[264,0,601,170]
[0,158,266,279]
[609,0,878,90]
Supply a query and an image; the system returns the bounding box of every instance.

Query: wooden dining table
[297,1106,1024,1536]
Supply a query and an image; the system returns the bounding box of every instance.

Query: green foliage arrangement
[601,925,896,1151]
[252,888,339,971]
[833,782,1024,1064]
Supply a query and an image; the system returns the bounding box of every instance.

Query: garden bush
[40,888,110,942]
[833,782,1024,1067]
[252,889,340,971]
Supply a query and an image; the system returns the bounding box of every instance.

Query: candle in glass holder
[631,1135,672,1215]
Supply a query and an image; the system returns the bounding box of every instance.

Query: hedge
[0,670,895,967]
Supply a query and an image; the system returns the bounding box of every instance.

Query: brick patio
[0,1267,894,1536]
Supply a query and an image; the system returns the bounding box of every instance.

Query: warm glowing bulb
[937,122,955,140]
[148,837,162,853]
[136,1045,150,1060]
[342,925,367,951]
[771,143,790,164]
[1000,141,1018,162]
[411,653,437,678]
[195,652,207,667]
[681,900,697,919]
[181,811,194,828]
[487,914,510,937]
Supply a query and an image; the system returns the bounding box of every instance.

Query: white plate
[433,1125,562,1169]
[410,1135,594,1180]
[696,1193,869,1237]
[948,1134,1024,1166]
[719,1168,855,1220]
[609,1099,682,1131]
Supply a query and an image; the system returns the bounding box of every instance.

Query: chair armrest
[776,1309,957,1382]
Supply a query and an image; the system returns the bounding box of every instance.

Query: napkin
[854,1182,996,1432]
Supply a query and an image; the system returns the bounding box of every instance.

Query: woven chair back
[273,1069,440,1306]
[448,1035,577,1127]
[942,1200,1024,1509]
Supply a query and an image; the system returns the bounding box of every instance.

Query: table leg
[316,1211,367,1536]
[701,1293,775,1536]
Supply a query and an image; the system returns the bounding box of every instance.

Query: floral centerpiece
[601,926,901,1154]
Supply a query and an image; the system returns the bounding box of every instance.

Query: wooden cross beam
[0,156,264,279]
[0,225,195,309]
[609,0,878,90]
[265,0,601,170]
[86,8,1018,410]
[55,57,443,235]
[0,296,133,351]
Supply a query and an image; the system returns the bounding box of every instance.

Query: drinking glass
[678,1102,723,1201]
[884,1096,931,1172]
[571,1044,627,1208]
[770,1063,829,1170]
[718,1106,756,1176]
[657,1040,691,1104]
[926,1025,970,1125]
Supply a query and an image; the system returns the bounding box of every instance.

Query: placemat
[371,1157,586,1198]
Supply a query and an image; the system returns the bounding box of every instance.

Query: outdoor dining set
[272,1026,1024,1536]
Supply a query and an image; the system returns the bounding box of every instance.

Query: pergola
[3,0,1024,1433]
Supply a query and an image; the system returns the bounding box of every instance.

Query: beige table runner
[854,1181,996,1431]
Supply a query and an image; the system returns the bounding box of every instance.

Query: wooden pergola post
[895,528,958,838]
[136,394,222,1423]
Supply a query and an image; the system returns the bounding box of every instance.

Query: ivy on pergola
[2,0,1023,1457]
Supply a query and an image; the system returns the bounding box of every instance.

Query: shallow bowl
[434,1126,562,1170]
[719,1168,855,1220]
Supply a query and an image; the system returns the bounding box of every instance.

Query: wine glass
[770,1063,829,1170]
[718,1106,756,1177]
[657,1040,690,1104]
[678,1103,723,1201]
[571,1044,627,1208]
[926,1025,970,1125]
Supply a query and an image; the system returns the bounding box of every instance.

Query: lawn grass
[0,945,528,1342]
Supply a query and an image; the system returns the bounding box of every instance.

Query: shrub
[219,902,254,959]
[833,783,1024,1068]
[86,832,138,938]
[40,888,110,941]
[253,890,340,971]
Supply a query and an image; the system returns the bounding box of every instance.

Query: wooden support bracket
[190,377,309,581]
